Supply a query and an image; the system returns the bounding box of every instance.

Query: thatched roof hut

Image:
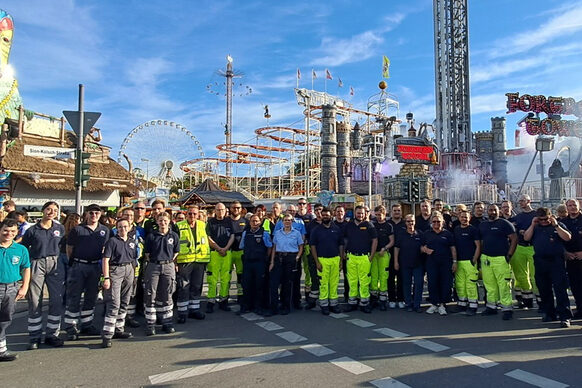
[1,128,136,209]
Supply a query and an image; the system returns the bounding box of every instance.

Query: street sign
[24,145,75,159]
[62,111,101,136]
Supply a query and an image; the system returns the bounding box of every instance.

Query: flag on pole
[338,78,343,87]
[326,69,333,80]
[350,86,354,96]
[312,69,317,79]
[297,68,301,80]
[382,55,390,79]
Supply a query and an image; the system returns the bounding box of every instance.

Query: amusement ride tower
[433,0,471,153]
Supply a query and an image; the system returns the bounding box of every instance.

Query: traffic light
[402,181,411,202]
[411,180,420,201]
[75,150,91,188]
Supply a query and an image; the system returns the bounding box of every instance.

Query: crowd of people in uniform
[0,194,581,362]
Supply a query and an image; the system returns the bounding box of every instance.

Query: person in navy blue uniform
[562,199,582,318]
[453,210,481,315]
[0,219,30,361]
[101,218,137,347]
[394,214,424,312]
[415,200,432,233]
[239,215,272,314]
[21,201,65,349]
[310,208,344,315]
[143,212,179,336]
[388,204,406,309]
[524,207,573,328]
[64,204,110,340]
[422,212,457,316]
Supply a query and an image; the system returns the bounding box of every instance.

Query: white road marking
[373,327,410,338]
[505,369,569,388]
[148,349,293,384]
[300,343,336,357]
[411,339,450,352]
[240,312,263,321]
[329,356,374,375]
[330,313,349,319]
[451,352,499,369]
[255,321,284,331]
[370,376,412,387]
[276,331,307,343]
[347,318,376,328]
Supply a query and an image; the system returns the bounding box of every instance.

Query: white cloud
[472,57,547,83]
[470,94,506,115]
[489,3,582,58]
[311,31,384,66]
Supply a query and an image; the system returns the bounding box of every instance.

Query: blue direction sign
[62,111,101,136]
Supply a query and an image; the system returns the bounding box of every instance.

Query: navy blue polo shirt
[230,217,249,251]
[395,230,422,268]
[21,221,65,259]
[479,218,516,257]
[310,223,343,258]
[373,220,394,249]
[103,235,138,265]
[67,223,110,262]
[513,210,536,246]
[343,220,377,255]
[453,224,480,261]
[415,215,432,233]
[306,219,322,239]
[422,229,454,261]
[531,223,569,260]
[299,213,316,239]
[470,216,487,227]
[561,213,582,253]
[332,219,348,234]
[0,242,30,283]
[144,230,179,262]
[206,217,234,248]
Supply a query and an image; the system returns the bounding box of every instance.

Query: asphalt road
[2,288,581,388]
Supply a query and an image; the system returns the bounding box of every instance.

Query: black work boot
[206,302,215,313]
[219,300,231,312]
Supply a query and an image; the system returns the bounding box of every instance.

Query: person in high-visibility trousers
[310,208,344,315]
[205,203,235,313]
[175,206,210,323]
[229,201,248,303]
[511,194,539,309]
[304,203,323,309]
[371,205,394,311]
[453,210,481,316]
[479,204,517,320]
[343,206,378,313]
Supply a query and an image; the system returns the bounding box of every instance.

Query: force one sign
[505,92,582,137]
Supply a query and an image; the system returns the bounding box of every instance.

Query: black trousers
[270,253,296,311]
[566,259,582,311]
[292,258,302,307]
[242,260,266,311]
[387,248,404,302]
[535,257,572,320]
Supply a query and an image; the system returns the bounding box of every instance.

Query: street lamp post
[535,136,554,207]
[141,158,150,199]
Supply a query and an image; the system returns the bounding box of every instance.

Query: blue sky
[4,0,582,173]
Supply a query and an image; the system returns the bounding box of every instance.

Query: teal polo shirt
[0,242,30,283]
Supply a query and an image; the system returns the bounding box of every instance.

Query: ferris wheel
[117,119,204,188]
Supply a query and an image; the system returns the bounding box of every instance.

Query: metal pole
[540,150,546,207]
[75,84,84,215]
[305,95,311,197]
[225,56,233,178]
[368,146,372,207]
[516,150,538,200]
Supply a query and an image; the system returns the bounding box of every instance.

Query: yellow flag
[382,56,390,79]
